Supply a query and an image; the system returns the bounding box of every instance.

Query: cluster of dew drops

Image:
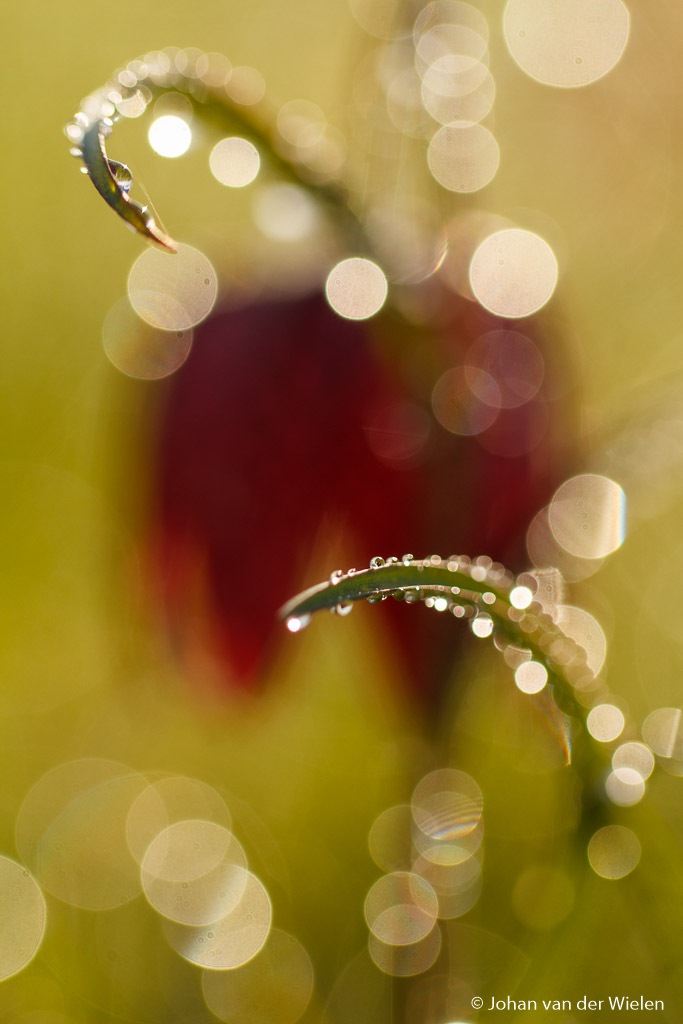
[285,552,570,701]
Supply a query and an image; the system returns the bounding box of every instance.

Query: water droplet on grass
[286,615,311,633]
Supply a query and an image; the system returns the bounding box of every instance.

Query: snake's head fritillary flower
[149,287,574,704]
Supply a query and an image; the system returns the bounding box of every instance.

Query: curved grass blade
[79,121,177,252]
[67,49,365,252]
[280,555,596,732]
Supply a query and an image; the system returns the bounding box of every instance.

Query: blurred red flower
[149,287,574,705]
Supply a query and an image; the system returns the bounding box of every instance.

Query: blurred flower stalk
[7,0,674,1019]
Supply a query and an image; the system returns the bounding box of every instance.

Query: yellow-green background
[1,0,683,1020]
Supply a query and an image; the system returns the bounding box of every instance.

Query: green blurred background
[1,0,683,1020]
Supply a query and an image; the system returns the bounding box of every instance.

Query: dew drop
[286,615,311,633]
[370,556,386,569]
[333,602,353,617]
[470,615,494,638]
[329,569,344,585]
[510,585,534,610]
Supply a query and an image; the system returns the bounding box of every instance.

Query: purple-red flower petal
[149,289,575,703]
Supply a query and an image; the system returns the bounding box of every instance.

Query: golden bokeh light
[16,759,147,910]
[325,257,388,320]
[427,122,499,193]
[102,298,193,380]
[225,66,267,106]
[126,775,232,865]
[548,474,627,560]
[348,0,405,40]
[504,0,630,89]
[469,228,558,318]
[202,929,314,1024]
[253,184,320,242]
[642,707,683,762]
[411,769,483,843]
[364,871,439,945]
[148,115,192,157]
[586,704,625,743]
[140,820,248,926]
[209,137,261,188]
[0,857,47,981]
[163,870,272,969]
[554,605,607,678]
[421,63,495,127]
[413,852,481,919]
[127,244,218,331]
[368,923,442,977]
[514,660,548,695]
[368,805,415,873]
[612,742,655,781]
[587,825,640,880]
[527,507,605,583]
[605,768,645,807]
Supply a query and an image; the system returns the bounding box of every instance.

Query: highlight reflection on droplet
[504,0,630,89]
[128,243,218,331]
[427,122,500,193]
[325,258,388,320]
[587,825,640,879]
[0,857,46,980]
[548,474,627,560]
[469,229,558,318]
[148,115,192,157]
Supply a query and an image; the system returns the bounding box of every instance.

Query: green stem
[66,47,370,254]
